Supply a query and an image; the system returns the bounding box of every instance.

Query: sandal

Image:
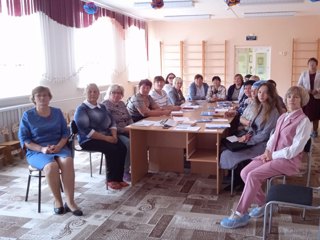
[107,181,122,190]
[119,181,129,187]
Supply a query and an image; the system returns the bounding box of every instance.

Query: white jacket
[298,70,320,99]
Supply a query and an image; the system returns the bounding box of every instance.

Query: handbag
[221,138,251,152]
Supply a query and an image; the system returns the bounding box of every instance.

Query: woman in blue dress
[18,86,82,216]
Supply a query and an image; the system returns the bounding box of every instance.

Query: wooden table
[127,102,233,194]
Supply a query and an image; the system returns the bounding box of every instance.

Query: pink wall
[148,15,320,96]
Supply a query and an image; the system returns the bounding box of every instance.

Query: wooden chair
[67,109,76,124]
[0,124,24,164]
[0,145,10,168]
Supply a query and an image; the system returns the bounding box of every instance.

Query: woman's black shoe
[64,203,83,216]
[54,206,65,215]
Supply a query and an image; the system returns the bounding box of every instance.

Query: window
[0,13,44,99]
[125,26,148,82]
[74,17,116,88]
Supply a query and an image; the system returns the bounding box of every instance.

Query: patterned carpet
[0,138,319,240]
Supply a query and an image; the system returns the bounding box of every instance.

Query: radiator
[0,104,33,129]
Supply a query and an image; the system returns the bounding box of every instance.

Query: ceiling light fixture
[244,11,296,17]
[134,0,193,8]
[164,14,212,20]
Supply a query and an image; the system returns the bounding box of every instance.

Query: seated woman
[168,77,186,106]
[74,83,127,190]
[206,76,226,102]
[220,86,312,229]
[150,76,181,111]
[187,74,209,101]
[227,74,244,101]
[127,79,171,122]
[220,82,281,180]
[102,84,133,182]
[239,80,266,131]
[18,86,83,216]
[163,72,176,94]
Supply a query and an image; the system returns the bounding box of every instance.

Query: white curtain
[40,12,76,83]
[0,13,44,98]
[0,8,148,99]
[125,26,148,82]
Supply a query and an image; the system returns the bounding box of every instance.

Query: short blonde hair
[106,84,124,99]
[284,86,309,107]
[30,86,52,104]
[173,77,183,86]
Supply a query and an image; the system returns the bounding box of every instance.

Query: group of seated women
[18,74,312,220]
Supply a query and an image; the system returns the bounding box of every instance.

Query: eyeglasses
[35,94,49,98]
[111,91,122,95]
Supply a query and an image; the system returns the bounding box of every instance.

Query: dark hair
[30,86,52,104]
[245,74,252,80]
[138,79,152,88]
[267,79,277,87]
[154,75,165,83]
[244,80,255,87]
[253,82,281,125]
[194,74,203,80]
[308,57,318,65]
[165,73,176,84]
[212,76,221,82]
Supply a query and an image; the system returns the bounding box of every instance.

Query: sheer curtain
[0,12,43,98]
[0,0,148,100]
[125,26,148,82]
[74,17,117,88]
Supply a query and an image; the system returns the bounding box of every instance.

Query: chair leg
[230,167,235,196]
[105,154,108,190]
[38,170,42,213]
[268,204,273,234]
[25,173,32,202]
[99,153,103,175]
[89,152,93,177]
[262,204,269,240]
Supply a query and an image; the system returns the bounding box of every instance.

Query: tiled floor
[0,138,319,240]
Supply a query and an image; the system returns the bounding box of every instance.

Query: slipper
[107,181,122,190]
[119,181,129,187]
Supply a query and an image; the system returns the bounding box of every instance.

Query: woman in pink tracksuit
[220,86,312,229]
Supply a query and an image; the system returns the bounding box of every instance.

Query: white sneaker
[249,206,265,218]
[220,210,250,229]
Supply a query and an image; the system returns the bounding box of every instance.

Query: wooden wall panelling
[291,39,320,86]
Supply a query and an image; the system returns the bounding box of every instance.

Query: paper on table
[171,111,183,116]
[132,120,156,126]
[205,123,231,129]
[173,117,190,122]
[214,108,229,112]
[174,126,201,131]
[211,118,229,122]
[226,135,238,142]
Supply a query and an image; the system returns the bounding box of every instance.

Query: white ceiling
[89,0,320,21]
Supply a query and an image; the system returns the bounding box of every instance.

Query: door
[235,47,271,80]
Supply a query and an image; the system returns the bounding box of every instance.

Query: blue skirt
[26,146,71,170]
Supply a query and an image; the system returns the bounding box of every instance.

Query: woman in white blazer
[298,57,320,137]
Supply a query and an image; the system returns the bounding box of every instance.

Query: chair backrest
[11,122,20,141]
[304,138,312,153]
[70,120,78,134]
[0,126,11,142]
